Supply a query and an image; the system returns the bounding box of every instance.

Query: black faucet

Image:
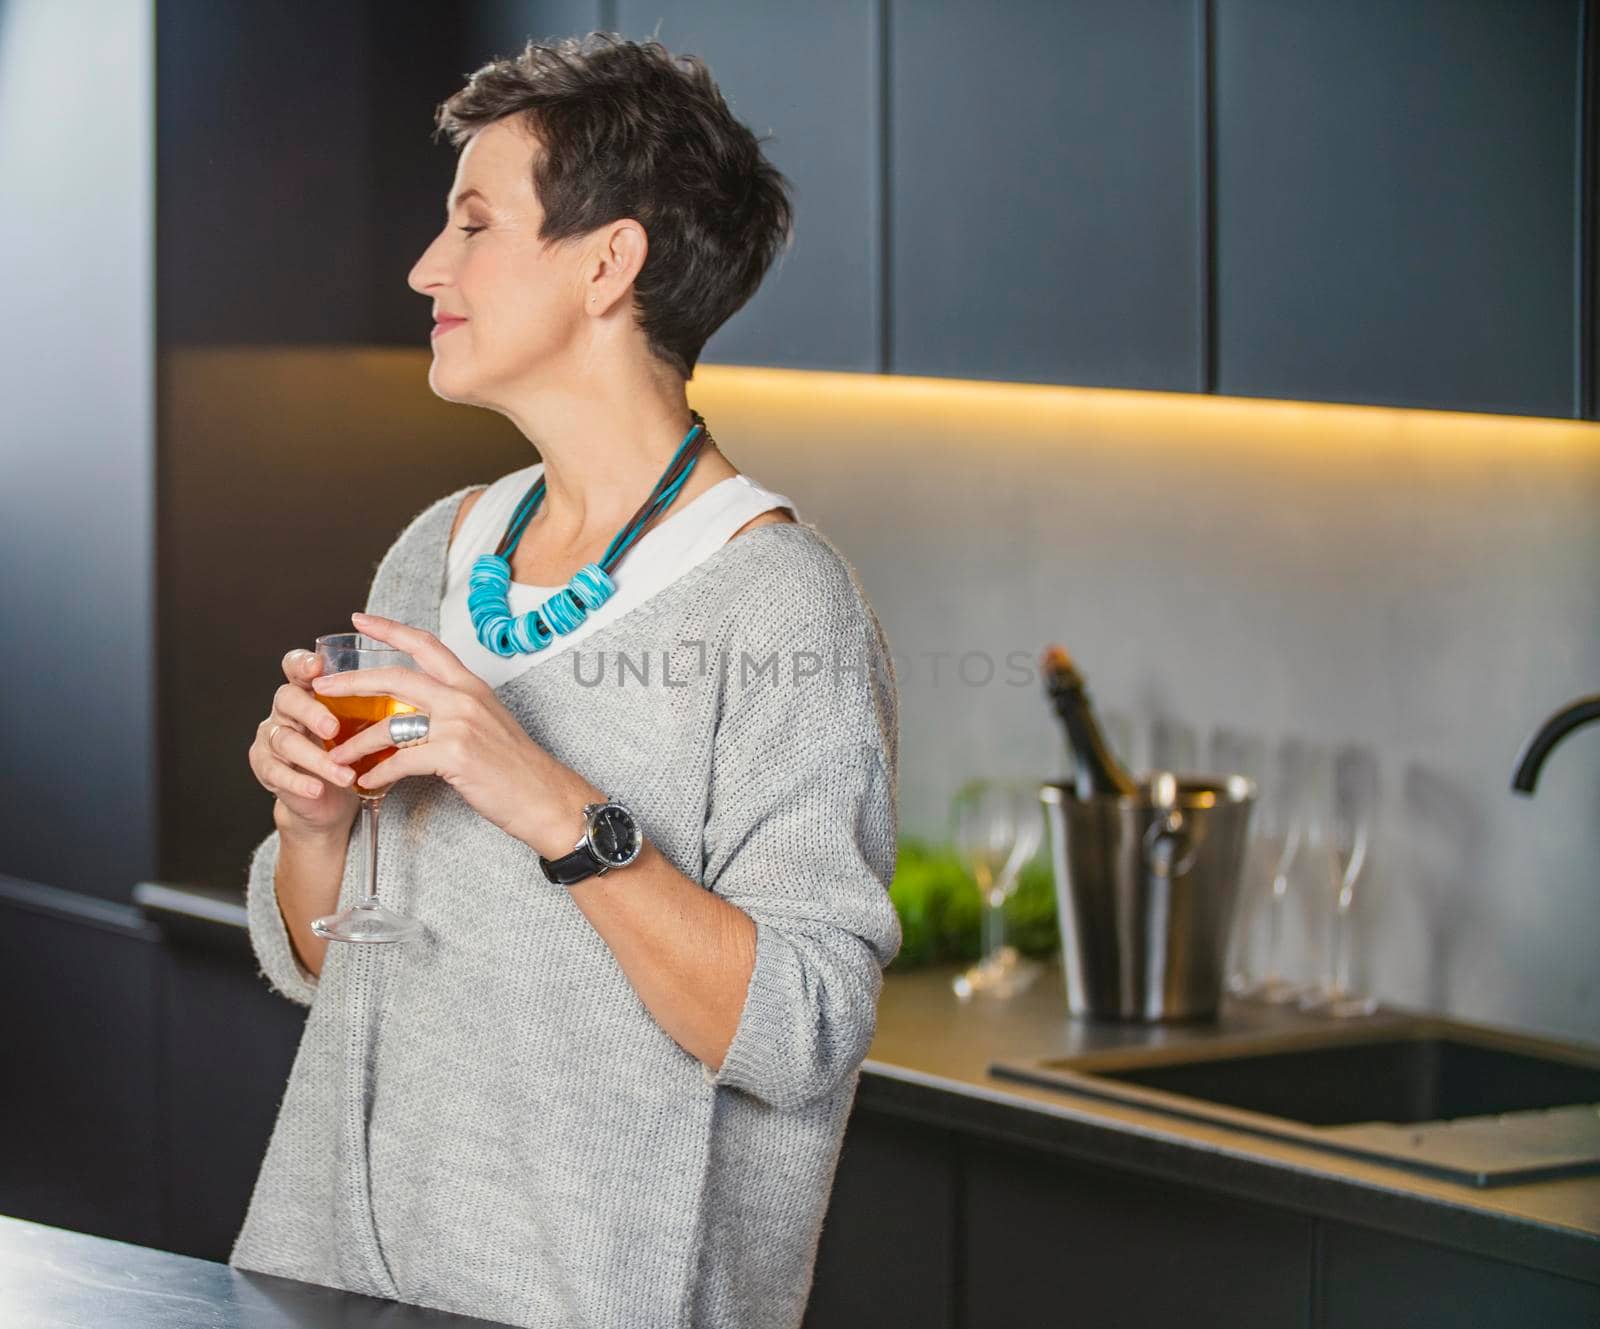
[1510,694,1600,793]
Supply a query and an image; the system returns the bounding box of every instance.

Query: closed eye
[459,226,486,237]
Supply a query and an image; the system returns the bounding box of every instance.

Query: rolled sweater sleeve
[701,539,902,1111]
[243,825,356,1007]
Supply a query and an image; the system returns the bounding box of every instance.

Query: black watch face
[589,807,639,865]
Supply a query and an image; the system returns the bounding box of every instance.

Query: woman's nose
[407,232,450,296]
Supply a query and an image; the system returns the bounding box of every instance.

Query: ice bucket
[1040,772,1256,1022]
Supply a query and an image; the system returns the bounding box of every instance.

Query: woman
[231,31,900,1329]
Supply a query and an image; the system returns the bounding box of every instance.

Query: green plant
[887,835,1059,972]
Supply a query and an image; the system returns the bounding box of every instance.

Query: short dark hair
[433,31,795,381]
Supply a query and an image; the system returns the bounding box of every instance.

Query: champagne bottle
[1040,645,1139,800]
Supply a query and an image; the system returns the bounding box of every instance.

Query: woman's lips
[431,318,467,339]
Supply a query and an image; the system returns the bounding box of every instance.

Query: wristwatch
[538,801,643,886]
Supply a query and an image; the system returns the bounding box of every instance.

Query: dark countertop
[126,880,1600,1285]
[861,959,1600,1284]
[0,1213,514,1328]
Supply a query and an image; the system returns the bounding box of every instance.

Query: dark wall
[154,0,541,889]
[156,0,472,348]
[156,348,530,890]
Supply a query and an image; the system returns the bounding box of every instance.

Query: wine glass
[1299,744,1381,1016]
[949,778,1044,1000]
[1232,736,1327,1003]
[308,631,423,944]
[1208,725,1270,995]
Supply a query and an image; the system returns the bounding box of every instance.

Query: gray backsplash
[707,376,1600,1046]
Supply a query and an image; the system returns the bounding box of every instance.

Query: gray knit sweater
[228,486,901,1329]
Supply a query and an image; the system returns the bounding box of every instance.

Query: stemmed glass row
[949,721,1381,1013]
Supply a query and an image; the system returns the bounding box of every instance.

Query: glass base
[953,946,1043,1001]
[1297,986,1380,1018]
[311,899,421,944]
[1229,974,1309,1005]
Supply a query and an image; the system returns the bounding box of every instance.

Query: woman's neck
[504,402,738,581]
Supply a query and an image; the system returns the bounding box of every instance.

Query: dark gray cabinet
[890,0,1205,392]
[0,880,304,1261]
[159,936,306,1260]
[1212,0,1585,417]
[154,0,1596,417]
[610,0,883,373]
[0,884,164,1247]
[159,0,504,347]
[158,0,379,345]
[1320,1221,1600,1327]
[961,1138,1312,1326]
[802,1111,956,1329]
[804,1103,1600,1329]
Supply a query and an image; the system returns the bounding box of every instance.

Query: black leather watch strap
[537,801,642,886]
[539,841,605,886]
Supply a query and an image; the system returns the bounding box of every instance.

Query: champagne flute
[1208,725,1270,995]
[1254,738,1337,1003]
[1300,744,1381,1016]
[308,631,423,944]
[990,779,1046,997]
[1233,736,1324,1003]
[950,778,1043,1000]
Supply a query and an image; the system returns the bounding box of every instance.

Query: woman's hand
[311,612,602,852]
[249,648,361,837]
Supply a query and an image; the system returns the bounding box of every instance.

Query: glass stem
[1331,889,1351,997]
[1264,873,1284,982]
[982,888,1004,967]
[359,793,383,908]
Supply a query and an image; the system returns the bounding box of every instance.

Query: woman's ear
[587,219,648,313]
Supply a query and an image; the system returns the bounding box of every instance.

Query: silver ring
[388,712,431,747]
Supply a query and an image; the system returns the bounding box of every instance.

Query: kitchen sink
[990,1015,1600,1187]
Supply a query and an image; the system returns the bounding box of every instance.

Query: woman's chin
[426,359,476,404]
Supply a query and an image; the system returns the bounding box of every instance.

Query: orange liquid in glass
[315,694,419,778]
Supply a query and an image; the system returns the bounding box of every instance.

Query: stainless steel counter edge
[0,1212,518,1328]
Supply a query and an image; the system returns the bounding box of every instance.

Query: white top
[441,463,799,687]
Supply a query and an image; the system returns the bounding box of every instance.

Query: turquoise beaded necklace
[468,411,711,657]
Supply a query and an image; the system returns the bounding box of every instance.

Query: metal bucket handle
[1142,806,1204,879]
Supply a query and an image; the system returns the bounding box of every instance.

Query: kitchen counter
[860,959,1600,1285]
[128,880,1600,1287]
[0,1212,514,1328]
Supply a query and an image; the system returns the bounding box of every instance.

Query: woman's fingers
[349,613,479,690]
[279,650,340,737]
[310,664,442,713]
[263,749,327,800]
[252,650,363,836]
[273,680,340,742]
[252,717,315,799]
[267,717,356,789]
[281,648,320,684]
